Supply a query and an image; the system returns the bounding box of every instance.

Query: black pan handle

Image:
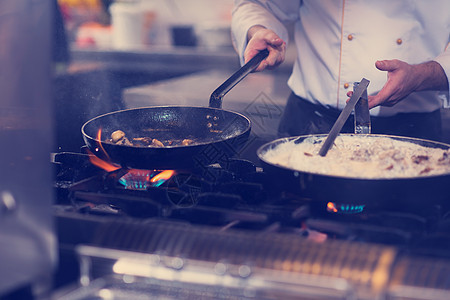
[209,49,270,109]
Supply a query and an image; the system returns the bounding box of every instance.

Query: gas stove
[51,149,450,299]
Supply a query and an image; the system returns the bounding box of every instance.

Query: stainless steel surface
[0,0,55,296]
[69,46,241,74]
[354,81,371,134]
[52,220,450,300]
[318,78,370,156]
[67,244,355,300]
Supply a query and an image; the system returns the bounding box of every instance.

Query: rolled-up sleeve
[434,44,450,97]
[231,0,300,65]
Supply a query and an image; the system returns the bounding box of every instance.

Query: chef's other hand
[245,25,286,72]
[347,59,448,109]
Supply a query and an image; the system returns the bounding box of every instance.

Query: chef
[231,0,450,141]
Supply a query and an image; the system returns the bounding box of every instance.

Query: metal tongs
[318,78,370,156]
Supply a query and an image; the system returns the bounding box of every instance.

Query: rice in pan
[261,135,450,179]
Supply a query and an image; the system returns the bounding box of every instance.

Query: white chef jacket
[232,0,450,117]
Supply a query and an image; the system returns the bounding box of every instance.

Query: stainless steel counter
[69,46,240,74]
[69,46,295,74]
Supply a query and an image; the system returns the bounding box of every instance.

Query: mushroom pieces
[109,130,195,147]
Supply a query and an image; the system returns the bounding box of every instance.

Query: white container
[195,22,232,49]
[110,1,143,49]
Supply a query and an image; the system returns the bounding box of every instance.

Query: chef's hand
[245,25,286,72]
[347,59,448,109]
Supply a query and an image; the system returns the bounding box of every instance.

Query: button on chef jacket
[231,0,450,117]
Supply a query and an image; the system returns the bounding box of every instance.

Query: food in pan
[261,135,450,179]
[108,130,195,147]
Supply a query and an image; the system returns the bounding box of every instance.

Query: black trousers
[278,92,443,142]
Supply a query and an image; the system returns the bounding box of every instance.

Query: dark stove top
[53,151,450,252]
[51,151,450,299]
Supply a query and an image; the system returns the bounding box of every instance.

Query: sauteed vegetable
[109,130,195,147]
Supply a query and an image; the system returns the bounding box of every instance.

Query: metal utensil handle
[354,82,371,134]
[209,49,269,109]
[318,78,370,156]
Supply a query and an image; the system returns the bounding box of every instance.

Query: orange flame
[88,151,121,172]
[96,128,111,160]
[84,128,121,171]
[150,170,176,183]
[327,202,338,213]
[87,128,176,187]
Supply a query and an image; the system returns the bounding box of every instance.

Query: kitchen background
[54,0,450,163]
[2,1,449,299]
[55,0,303,164]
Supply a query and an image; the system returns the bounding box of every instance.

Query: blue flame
[118,170,153,190]
[327,202,365,214]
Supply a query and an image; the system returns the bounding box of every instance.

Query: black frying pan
[82,50,269,170]
[257,134,450,212]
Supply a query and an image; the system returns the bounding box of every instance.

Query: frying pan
[257,134,450,213]
[82,50,269,170]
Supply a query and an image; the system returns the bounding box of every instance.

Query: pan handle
[209,49,269,109]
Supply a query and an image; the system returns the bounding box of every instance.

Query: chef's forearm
[414,61,449,92]
[433,48,450,93]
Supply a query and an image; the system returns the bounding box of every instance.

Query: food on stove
[182,139,194,146]
[261,135,450,179]
[110,130,132,146]
[108,131,197,147]
[111,130,126,143]
[150,138,164,147]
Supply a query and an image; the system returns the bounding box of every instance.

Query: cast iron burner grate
[53,151,308,230]
[53,151,450,256]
